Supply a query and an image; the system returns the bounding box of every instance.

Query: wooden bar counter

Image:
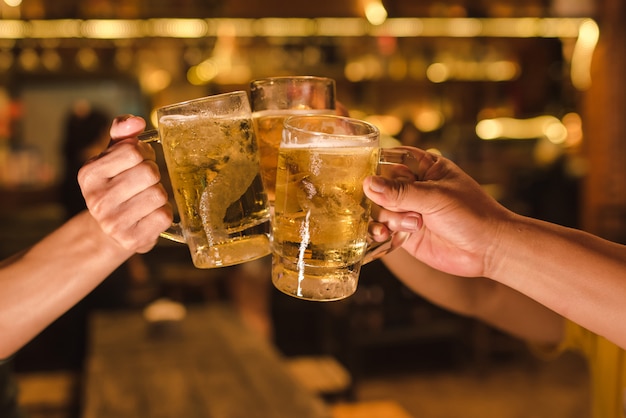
[83,303,331,418]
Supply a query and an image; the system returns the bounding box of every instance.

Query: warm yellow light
[41,49,61,71]
[141,69,171,94]
[485,61,519,81]
[371,18,423,37]
[414,109,444,132]
[364,1,388,26]
[562,112,583,147]
[420,18,482,37]
[253,18,313,37]
[149,19,208,38]
[75,48,98,71]
[3,0,22,7]
[187,59,218,85]
[571,18,599,90]
[18,48,38,70]
[344,55,383,82]
[0,20,26,39]
[0,17,593,40]
[365,114,402,136]
[315,18,368,37]
[426,63,449,83]
[82,20,144,39]
[31,20,81,38]
[476,119,503,140]
[344,61,366,82]
[476,115,567,143]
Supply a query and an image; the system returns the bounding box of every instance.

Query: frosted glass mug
[139,91,271,268]
[250,76,336,203]
[270,115,410,301]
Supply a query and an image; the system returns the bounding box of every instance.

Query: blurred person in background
[60,100,112,219]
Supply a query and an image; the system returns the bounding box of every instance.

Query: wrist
[77,211,135,263]
[483,212,529,282]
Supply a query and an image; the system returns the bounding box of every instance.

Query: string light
[0,17,591,40]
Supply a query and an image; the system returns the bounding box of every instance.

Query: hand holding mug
[270,115,413,301]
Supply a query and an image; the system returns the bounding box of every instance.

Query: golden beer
[271,143,379,300]
[160,114,270,268]
[252,108,330,202]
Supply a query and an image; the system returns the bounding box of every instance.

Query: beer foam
[159,114,200,124]
[159,114,248,125]
[280,139,375,149]
[252,108,331,118]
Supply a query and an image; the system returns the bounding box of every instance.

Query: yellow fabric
[541,320,626,418]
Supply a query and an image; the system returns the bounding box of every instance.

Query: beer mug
[271,114,411,301]
[250,76,336,203]
[139,91,271,268]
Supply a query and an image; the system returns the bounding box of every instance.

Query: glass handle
[137,129,160,143]
[136,129,186,244]
[362,148,420,264]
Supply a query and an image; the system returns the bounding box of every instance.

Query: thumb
[110,115,147,143]
[364,175,424,214]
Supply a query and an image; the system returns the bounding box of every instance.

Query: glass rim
[250,75,335,88]
[157,90,248,113]
[283,114,379,143]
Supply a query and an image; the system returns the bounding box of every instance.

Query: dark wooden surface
[83,303,331,418]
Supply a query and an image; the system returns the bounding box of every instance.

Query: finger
[96,186,172,252]
[131,202,174,253]
[110,115,146,141]
[84,159,163,217]
[371,204,423,232]
[364,175,415,213]
[133,210,173,253]
[335,101,349,117]
[368,221,391,243]
[364,174,441,217]
[378,162,415,182]
[382,147,441,181]
[79,139,157,191]
[115,204,173,253]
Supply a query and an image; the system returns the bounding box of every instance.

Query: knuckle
[84,189,108,217]
[98,215,123,238]
[386,179,409,201]
[141,160,161,185]
[153,205,174,230]
[121,142,145,163]
[77,161,99,190]
[151,184,170,207]
[138,140,156,159]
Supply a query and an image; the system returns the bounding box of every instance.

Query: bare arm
[383,248,565,346]
[489,213,626,348]
[0,115,172,359]
[366,146,626,350]
[0,212,137,358]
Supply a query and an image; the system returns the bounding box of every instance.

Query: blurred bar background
[0,0,623,417]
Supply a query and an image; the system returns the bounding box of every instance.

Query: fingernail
[118,114,135,122]
[370,223,384,236]
[400,214,421,231]
[369,176,388,193]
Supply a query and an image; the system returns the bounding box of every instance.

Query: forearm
[384,249,484,316]
[383,249,564,345]
[490,213,626,349]
[0,211,133,358]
